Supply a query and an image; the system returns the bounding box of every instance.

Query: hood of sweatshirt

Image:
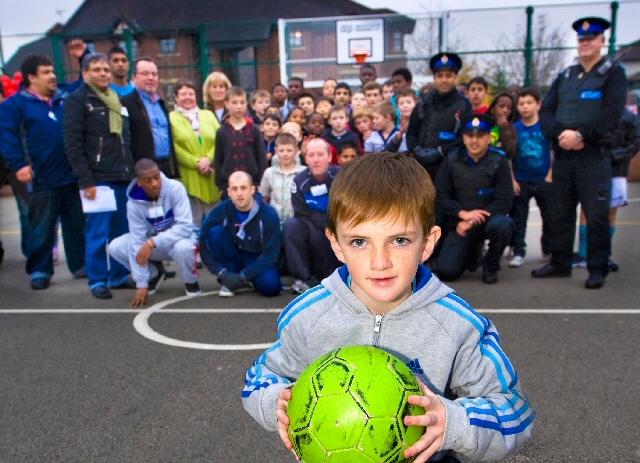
[321,264,454,319]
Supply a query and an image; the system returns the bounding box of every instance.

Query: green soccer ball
[287,345,426,463]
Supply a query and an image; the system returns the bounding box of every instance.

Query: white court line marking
[132,291,277,350]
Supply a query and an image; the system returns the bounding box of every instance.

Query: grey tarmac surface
[1,185,639,463]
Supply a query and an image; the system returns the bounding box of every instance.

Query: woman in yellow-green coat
[170,80,221,227]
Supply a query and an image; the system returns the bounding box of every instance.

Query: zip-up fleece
[0,89,77,191]
[125,173,196,285]
[242,264,535,461]
[64,82,134,189]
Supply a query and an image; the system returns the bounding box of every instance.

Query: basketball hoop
[353,52,368,65]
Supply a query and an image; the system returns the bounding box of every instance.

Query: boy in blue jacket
[242,152,534,462]
[200,171,281,297]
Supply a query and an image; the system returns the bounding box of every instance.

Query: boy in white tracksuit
[110,160,200,307]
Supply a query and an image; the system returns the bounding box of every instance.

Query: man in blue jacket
[200,171,281,298]
[0,54,86,290]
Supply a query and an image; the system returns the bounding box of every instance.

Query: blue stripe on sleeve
[470,411,536,436]
[277,286,324,323]
[278,289,331,337]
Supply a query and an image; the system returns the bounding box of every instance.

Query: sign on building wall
[336,18,385,64]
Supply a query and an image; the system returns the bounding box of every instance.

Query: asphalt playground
[1,185,639,462]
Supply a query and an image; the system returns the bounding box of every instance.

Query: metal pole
[438,16,443,54]
[609,1,619,56]
[123,28,133,80]
[198,24,209,87]
[277,18,288,85]
[524,6,534,87]
[51,33,66,82]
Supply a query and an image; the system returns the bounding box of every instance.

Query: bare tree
[491,14,567,87]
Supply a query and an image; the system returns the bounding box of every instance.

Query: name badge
[121,107,129,117]
[148,205,164,218]
[580,90,603,100]
[438,131,456,140]
[310,184,328,196]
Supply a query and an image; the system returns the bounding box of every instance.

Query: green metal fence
[43,0,640,98]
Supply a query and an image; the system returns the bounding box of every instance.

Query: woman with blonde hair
[169,80,221,226]
[202,71,232,123]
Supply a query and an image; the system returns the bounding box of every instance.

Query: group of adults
[0,13,631,303]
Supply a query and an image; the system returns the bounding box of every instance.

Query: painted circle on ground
[133,291,276,350]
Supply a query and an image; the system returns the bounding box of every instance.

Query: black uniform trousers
[282,217,341,283]
[437,215,514,282]
[550,151,611,275]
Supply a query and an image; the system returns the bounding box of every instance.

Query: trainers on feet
[91,285,112,299]
[218,285,235,297]
[572,253,587,269]
[506,246,515,259]
[608,259,619,272]
[148,262,165,296]
[30,277,50,290]
[291,279,310,295]
[185,281,202,297]
[72,267,87,279]
[509,255,525,267]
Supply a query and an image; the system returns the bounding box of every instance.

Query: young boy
[272,83,290,120]
[352,106,374,143]
[337,141,360,166]
[363,81,383,108]
[333,82,352,108]
[468,76,490,114]
[250,89,271,125]
[365,101,398,153]
[351,91,366,110]
[382,79,394,101]
[214,86,268,198]
[242,152,535,462]
[259,133,307,230]
[509,87,553,268]
[323,104,362,164]
[387,87,416,152]
[297,92,316,117]
[261,114,281,162]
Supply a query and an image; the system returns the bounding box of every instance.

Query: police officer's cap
[460,114,495,134]
[572,17,610,38]
[429,53,462,73]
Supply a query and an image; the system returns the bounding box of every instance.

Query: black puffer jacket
[64,82,134,189]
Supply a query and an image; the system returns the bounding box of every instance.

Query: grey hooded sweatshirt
[242,264,535,461]
[125,173,197,285]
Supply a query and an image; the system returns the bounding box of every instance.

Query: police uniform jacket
[540,57,627,156]
[435,147,514,228]
[406,89,473,157]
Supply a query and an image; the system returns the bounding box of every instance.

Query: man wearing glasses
[121,57,180,178]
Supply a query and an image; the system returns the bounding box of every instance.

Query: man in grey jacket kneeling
[110,159,201,307]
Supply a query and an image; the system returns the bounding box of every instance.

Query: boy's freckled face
[225,95,248,119]
[328,214,436,314]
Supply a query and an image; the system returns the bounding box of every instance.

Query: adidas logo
[406,358,424,375]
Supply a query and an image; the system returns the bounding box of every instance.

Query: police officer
[406,52,473,181]
[434,114,514,285]
[532,17,627,289]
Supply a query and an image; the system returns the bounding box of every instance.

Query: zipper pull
[374,314,383,333]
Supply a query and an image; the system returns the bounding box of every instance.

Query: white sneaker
[218,285,235,297]
[291,279,310,295]
[506,246,515,259]
[509,255,525,267]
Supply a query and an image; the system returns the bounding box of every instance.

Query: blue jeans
[27,184,85,280]
[85,182,130,289]
[205,225,281,297]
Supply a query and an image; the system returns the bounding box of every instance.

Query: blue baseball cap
[572,17,610,38]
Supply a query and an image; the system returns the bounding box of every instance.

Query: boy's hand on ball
[403,379,446,463]
[276,388,299,460]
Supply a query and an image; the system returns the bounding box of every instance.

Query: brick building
[57,0,414,100]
